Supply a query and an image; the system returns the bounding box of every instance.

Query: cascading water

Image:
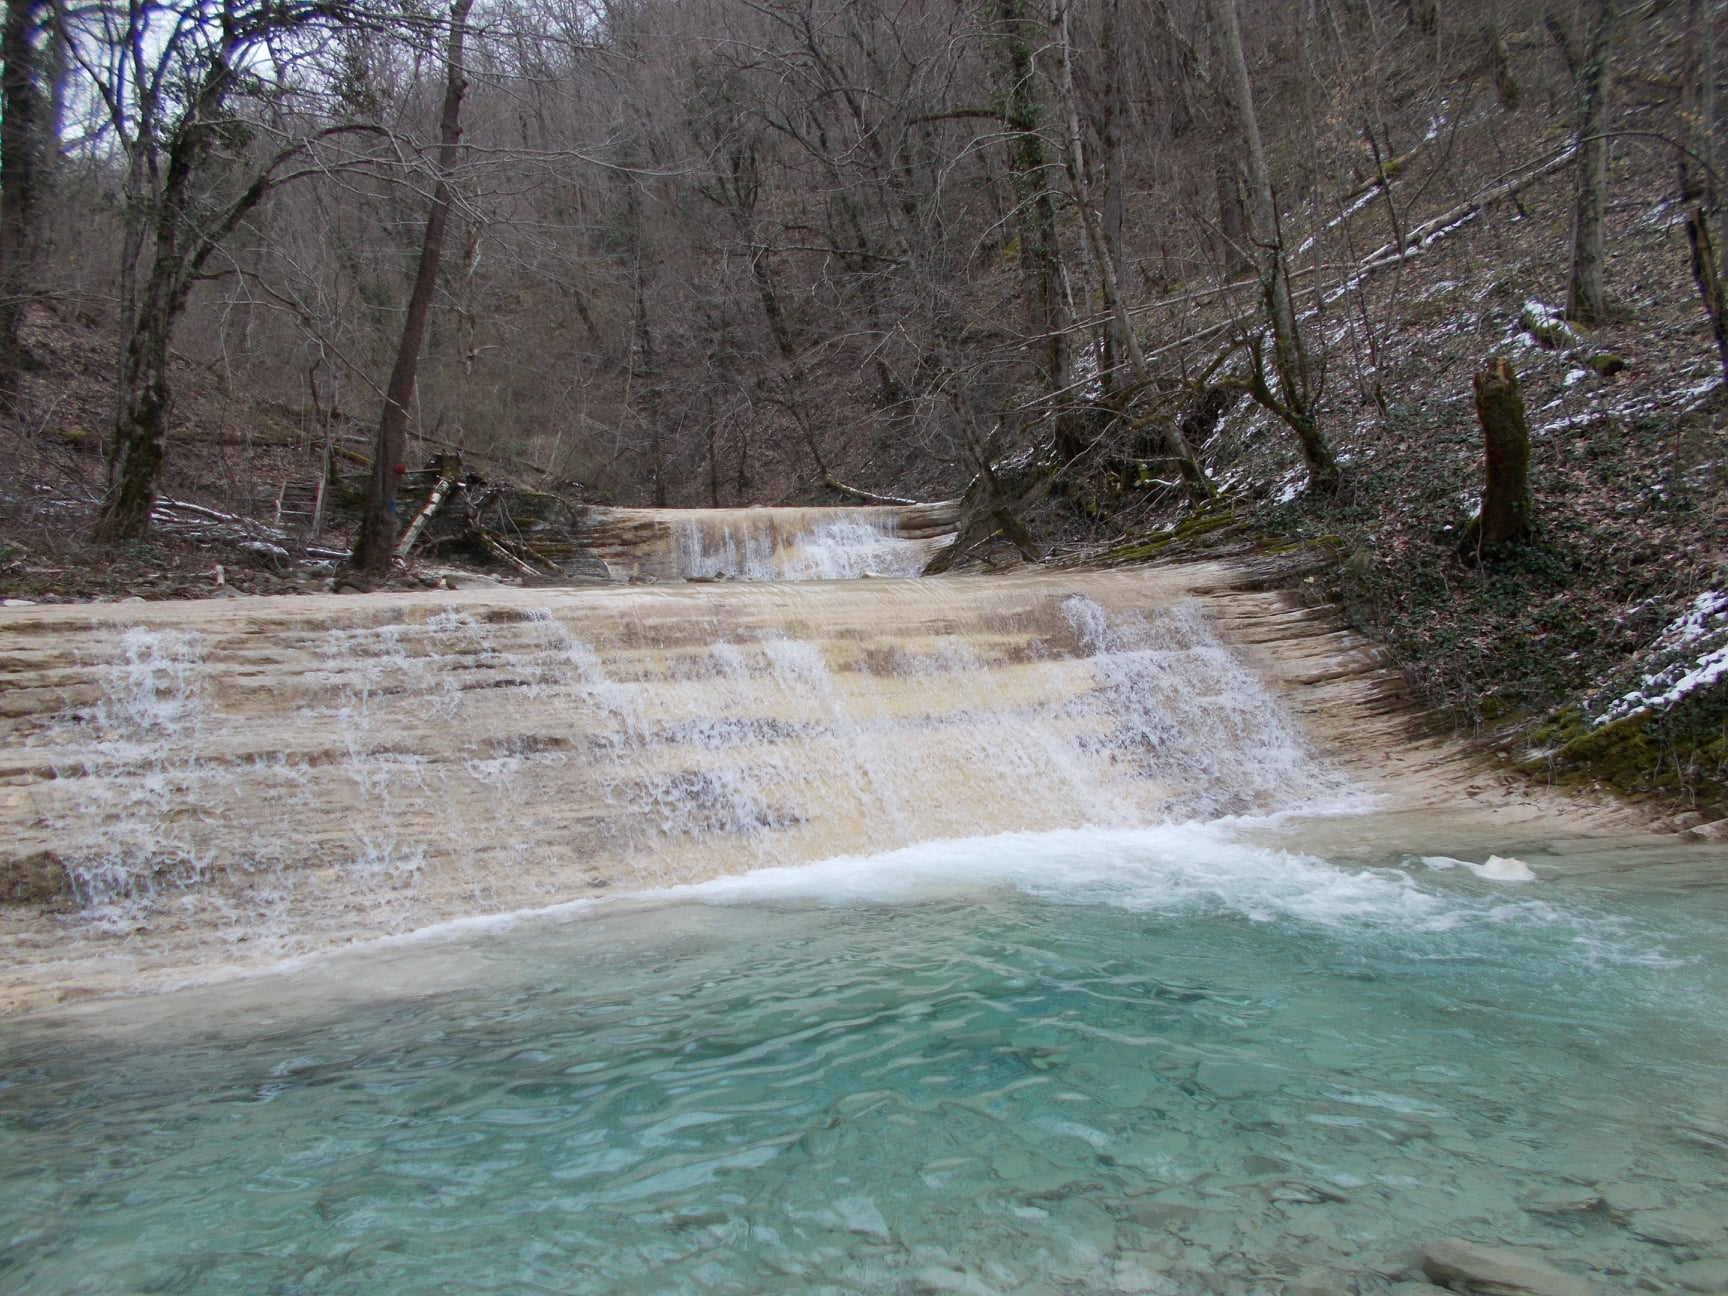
[1,548,1724,1296]
[676,513,933,580]
[2,572,1353,973]
[568,503,960,581]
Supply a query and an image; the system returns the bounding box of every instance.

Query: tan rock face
[0,561,1634,1011]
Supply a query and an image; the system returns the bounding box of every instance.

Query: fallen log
[394,455,462,561]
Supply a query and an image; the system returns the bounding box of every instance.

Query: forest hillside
[0,0,1724,826]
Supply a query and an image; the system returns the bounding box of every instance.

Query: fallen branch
[822,473,918,506]
[470,527,542,576]
[1358,146,1579,273]
[1132,148,1582,373]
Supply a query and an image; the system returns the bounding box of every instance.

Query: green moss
[1172,510,1239,539]
[1519,685,1728,814]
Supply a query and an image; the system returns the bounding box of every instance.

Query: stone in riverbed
[831,1195,891,1241]
[1631,1207,1726,1248]
[1419,1238,1594,1296]
[910,1261,1003,1296]
[1671,1260,1728,1293]
[1195,1059,1283,1098]
[1284,1265,1360,1296]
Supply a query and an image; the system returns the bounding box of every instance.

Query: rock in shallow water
[1419,1238,1593,1296]
[1671,1260,1728,1294]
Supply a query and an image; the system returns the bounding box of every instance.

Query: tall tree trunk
[1679,0,1718,210]
[1215,156,1252,278]
[0,0,49,374]
[992,0,1070,404]
[352,0,475,573]
[1210,0,1339,493]
[1681,0,1728,381]
[1567,0,1617,325]
[98,259,184,538]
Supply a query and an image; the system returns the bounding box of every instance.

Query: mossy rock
[1520,685,1728,813]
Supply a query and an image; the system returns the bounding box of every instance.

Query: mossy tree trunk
[991,0,1069,408]
[92,0,366,543]
[0,0,50,376]
[1460,356,1532,560]
[96,22,245,542]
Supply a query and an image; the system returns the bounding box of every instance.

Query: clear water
[3,826,1726,1296]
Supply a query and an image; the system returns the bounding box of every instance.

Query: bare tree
[78,0,377,540]
[1209,0,1339,493]
[351,0,475,573]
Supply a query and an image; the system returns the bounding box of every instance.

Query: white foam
[1419,854,1538,883]
[668,823,1454,930]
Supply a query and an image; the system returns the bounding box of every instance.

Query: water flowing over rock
[567,503,960,581]
[0,558,1601,1008]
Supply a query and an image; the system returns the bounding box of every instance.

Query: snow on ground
[1590,591,1728,727]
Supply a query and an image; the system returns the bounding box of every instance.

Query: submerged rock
[1419,1238,1594,1296]
[1671,1260,1728,1294]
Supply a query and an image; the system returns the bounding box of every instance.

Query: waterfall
[569,503,960,581]
[0,564,1394,1001]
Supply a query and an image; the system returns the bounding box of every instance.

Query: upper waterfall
[566,502,961,581]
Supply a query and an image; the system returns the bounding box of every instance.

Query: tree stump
[1460,356,1532,560]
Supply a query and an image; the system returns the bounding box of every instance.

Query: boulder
[1420,1239,1593,1296]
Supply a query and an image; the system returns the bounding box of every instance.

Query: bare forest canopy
[2,0,1720,527]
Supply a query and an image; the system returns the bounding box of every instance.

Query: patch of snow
[1522,299,1564,329]
[1540,413,1604,436]
[1563,368,1588,387]
[1420,211,1480,249]
[1679,376,1724,412]
[1640,199,1688,229]
[1658,591,1728,650]
[1591,592,1728,727]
